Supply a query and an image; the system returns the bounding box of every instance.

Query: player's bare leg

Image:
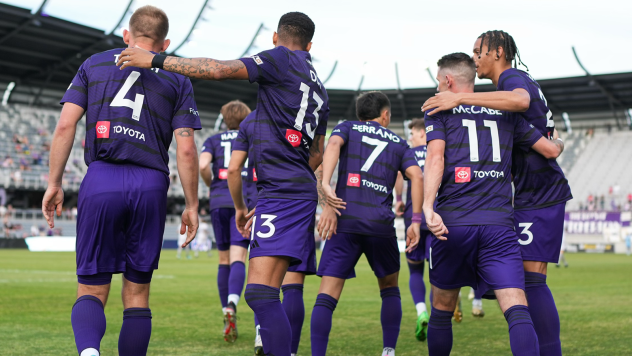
[310,276,345,356]
[377,272,401,356]
[427,285,459,356]
[224,245,247,343]
[494,288,540,356]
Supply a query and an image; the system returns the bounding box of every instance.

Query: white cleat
[254,325,264,356]
[382,347,395,356]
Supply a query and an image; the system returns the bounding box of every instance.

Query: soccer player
[228,110,320,356]
[422,53,564,356]
[199,100,251,342]
[395,118,432,341]
[118,12,329,356]
[312,91,423,356]
[422,31,573,356]
[42,6,201,356]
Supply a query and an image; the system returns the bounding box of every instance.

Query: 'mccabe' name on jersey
[351,124,401,143]
[452,105,503,116]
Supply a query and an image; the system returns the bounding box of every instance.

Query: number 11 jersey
[60,48,202,175]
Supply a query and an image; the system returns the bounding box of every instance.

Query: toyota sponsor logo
[218,169,228,180]
[473,170,505,179]
[113,125,146,141]
[285,129,303,148]
[455,167,471,183]
[347,173,361,187]
[96,121,110,138]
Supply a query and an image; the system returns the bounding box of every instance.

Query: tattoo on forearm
[554,140,564,154]
[310,135,322,156]
[176,128,193,137]
[315,166,326,209]
[164,57,245,80]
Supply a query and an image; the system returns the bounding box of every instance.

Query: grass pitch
[0,250,631,355]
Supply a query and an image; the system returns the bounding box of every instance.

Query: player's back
[202,130,239,210]
[497,68,572,209]
[62,48,200,175]
[425,105,539,227]
[333,120,415,237]
[241,46,330,201]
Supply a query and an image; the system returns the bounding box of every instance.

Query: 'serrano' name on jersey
[352,124,400,142]
[362,179,388,193]
[452,105,502,116]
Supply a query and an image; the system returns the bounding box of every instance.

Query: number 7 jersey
[60,48,201,175]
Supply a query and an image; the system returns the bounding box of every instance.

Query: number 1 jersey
[60,48,202,175]
[201,130,239,210]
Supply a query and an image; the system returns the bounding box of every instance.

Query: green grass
[0,250,631,355]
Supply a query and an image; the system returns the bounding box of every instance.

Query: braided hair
[477,30,528,71]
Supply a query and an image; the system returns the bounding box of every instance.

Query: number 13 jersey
[60,48,202,175]
[239,46,329,202]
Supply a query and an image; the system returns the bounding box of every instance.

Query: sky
[5,0,632,90]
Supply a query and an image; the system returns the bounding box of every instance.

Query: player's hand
[42,186,64,229]
[180,208,199,247]
[406,222,421,253]
[236,207,256,238]
[317,205,338,240]
[117,47,155,70]
[421,91,462,116]
[394,201,405,217]
[323,184,346,213]
[426,211,448,240]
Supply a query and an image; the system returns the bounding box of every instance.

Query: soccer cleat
[472,306,485,318]
[453,295,463,323]
[223,302,238,343]
[254,326,264,356]
[382,347,396,356]
[415,311,429,341]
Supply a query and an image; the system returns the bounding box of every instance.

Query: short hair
[437,52,476,85]
[478,30,527,70]
[408,118,425,131]
[221,100,251,130]
[277,12,315,50]
[356,91,390,121]
[129,5,169,42]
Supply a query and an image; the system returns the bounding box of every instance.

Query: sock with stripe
[310,293,338,356]
[228,261,246,307]
[504,305,540,356]
[427,307,453,356]
[524,272,561,356]
[408,261,427,315]
[217,264,230,308]
[380,287,402,349]
[118,308,152,356]
[72,295,106,356]
[245,284,291,356]
[282,284,305,354]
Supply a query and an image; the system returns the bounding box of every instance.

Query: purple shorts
[317,232,400,279]
[429,225,525,292]
[514,202,566,263]
[248,198,317,267]
[76,161,169,276]
[287,215,317,275]
[404,218,432,262]
[210,208,249,251]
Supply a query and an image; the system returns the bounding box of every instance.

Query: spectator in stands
[19,158,30,171]
[0,186,5,206]
[628,193,632,204]
[11,170,21,184]
[2,156,13,168]
[600,195,605,210]
[31,151,42,165]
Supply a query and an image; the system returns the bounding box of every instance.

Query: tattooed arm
[315,165,327,209]
[117,47,249,81]
[309,134,325,171]
[175,127,200,247]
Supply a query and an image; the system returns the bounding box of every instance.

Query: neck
[490,62,513,86]
[277,41,305,52]
[449,84,475,94]
[412,138,426,147]
[129,41,162,53]
[368,118,386,127]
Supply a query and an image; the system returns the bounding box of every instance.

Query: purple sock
[245,284,291,356]
[310,293,338,356]
[217,264,230,308]
[504,305,540,356]
[427,307,453,356]
[71,295,106,354]
[525,272,561,356]
[228,261,246,304]
[282,284,305,354]
[118,308,152,356]
[380,287,402,349]
[474,287,485,299]
[408,261,426,305]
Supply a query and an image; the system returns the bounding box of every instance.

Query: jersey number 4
[111,71,144,121]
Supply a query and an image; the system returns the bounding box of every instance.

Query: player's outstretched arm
[199,152,213,187]
[117,47,249,81]
[320,136,346,212]
[424,140,449,240]
[404,165,423,252]
[421,89,530,116]
[175,128,200,247]
[531,134,564,159]
[227,150,254,237]
[42,102,84,228]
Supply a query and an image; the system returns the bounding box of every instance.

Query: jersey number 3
[111,71,145,121]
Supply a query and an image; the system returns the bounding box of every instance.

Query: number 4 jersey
[331,120,417,237]
[61,48,201,175]
[424,107,542,228]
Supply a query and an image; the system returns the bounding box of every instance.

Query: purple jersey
[331,120,417,237]
[497,68,572,210]
[239,46,329,201]
[60,48,201,175]
[424,106,541,227]
[201,130,239,210]
[404,145,427,227]
[233,111,258,210]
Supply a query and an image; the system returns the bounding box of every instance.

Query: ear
[305,42,312,52]
[161,39,171,53]
[123,29,130,45]
[273,32,278,46]
[496,45,504,60]
[445,75,451,88]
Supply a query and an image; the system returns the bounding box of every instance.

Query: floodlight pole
[240,23,265,58]
[170,0,211,56]
[323,60,338,85]
[395,62,408,120]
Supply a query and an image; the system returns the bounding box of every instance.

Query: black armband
[151,54,167,69]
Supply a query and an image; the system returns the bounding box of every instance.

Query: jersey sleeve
[513,115,542,152]
[424,111,446,142]
[201,137,213,154]
[399,146,418,174]
[233,122,250,152]
[171,78,202,131]
[239,47,290,85]
[60,57,90,109]
[329,122,349,143]
[499,72,530,92]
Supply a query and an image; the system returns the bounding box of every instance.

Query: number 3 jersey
[498,68,572,210]
[60,48,202,175]
[331,121,417,237]
[239,46,329,202]
[424,107,542,228]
